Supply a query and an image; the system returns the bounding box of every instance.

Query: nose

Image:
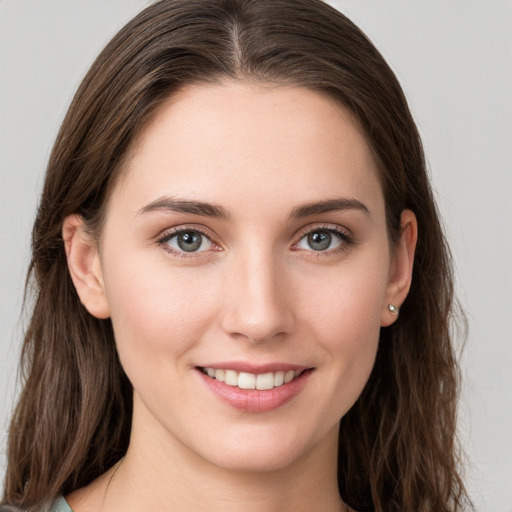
[220,250,295,344]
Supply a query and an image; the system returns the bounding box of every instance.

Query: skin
[63,81,417,512]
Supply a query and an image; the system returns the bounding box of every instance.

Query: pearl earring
[388,304,399,316]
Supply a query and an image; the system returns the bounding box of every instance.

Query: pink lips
[198,361,308,374]
[196,365,312,413]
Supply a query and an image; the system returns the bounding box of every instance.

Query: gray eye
[296,229,344,252]
[165,230,213,253]
[177,231,203,252]
[307,231,332,251]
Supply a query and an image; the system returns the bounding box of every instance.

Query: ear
[62,215,110,319]
[381,209,417,327]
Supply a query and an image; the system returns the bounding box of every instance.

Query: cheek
[101,253,220,374]
[301,254,389,344]
[298,254,388,404]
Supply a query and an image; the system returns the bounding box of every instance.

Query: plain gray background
[1,1,511,510]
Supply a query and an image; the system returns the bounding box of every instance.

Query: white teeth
[202,367,305,390]
[256,372,274,390]
[224,369,238,386]
[284,370,295,384]
[238,372,256,389]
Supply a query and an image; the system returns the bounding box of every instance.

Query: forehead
[111,80,383,218]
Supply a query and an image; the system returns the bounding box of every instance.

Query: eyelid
[293,223,353,240]
[291,223,354,253]
[155,224,222,256]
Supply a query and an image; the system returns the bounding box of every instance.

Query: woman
[1,0,471,511]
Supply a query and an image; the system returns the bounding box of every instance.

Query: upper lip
[196,361,311,374]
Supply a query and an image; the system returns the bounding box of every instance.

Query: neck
[93,402,345,512]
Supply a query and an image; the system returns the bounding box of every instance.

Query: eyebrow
[138,197,230,220]
[138,196,370,221]
[290,197,371,219]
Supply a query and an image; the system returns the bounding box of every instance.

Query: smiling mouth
[198,367,309,391]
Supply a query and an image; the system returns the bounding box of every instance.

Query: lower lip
[197,369,312,413]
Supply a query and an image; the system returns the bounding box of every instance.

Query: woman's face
[79,81,411,472]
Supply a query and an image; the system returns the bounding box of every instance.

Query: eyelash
[155,224,354,258]
[292,224,354,256]
[155,225,220,258]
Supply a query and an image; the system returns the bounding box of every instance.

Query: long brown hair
[3,1,470,511]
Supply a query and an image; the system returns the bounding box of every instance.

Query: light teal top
[0,498,72,512]
[49,497,72,512]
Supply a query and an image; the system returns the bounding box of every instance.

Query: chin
[205,445,305,474]
[189,421,338,475]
